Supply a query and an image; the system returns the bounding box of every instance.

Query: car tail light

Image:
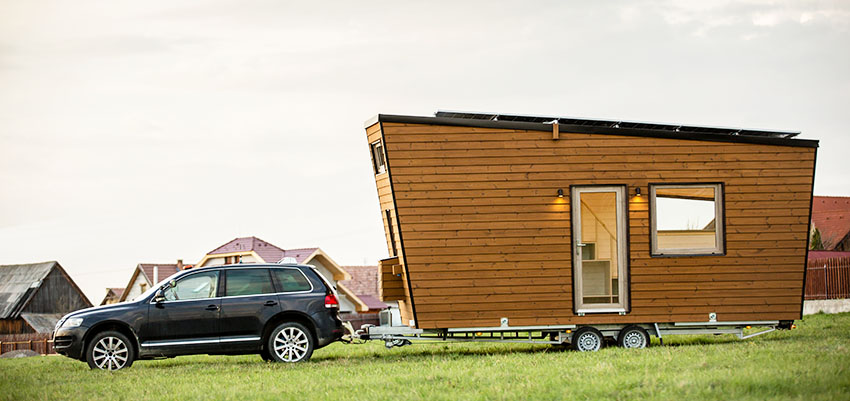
[325,294,339,309]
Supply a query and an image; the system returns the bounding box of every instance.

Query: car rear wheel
[86,330,135,370]
[267,322,314,363]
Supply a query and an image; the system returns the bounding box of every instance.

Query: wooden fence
[0,333,54,355]
[806,257,850,300]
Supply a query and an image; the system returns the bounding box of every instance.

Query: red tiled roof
[811,196,850,250]
[340,265,378,297]
[357,294,388,311]
[139,264,181,285]
[208,237,317,264]
[808,250,850,260]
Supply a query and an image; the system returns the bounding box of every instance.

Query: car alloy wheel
[86,330,134,371]
[270,322,313,363]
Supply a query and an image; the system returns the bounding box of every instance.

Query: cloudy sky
[1,0,848,301]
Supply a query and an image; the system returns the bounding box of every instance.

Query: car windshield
[131,270,186,302]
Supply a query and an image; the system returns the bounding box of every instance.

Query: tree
[810,227,824,250]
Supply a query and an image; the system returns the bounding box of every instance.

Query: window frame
[159,270,221,302]
[649,182,726,257]
[223,268,276,297]
[269,267,315,294]
[370,140,387,175]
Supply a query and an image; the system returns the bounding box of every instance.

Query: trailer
[360,111,817,351]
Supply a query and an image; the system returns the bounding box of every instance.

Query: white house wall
[124,273,151,302]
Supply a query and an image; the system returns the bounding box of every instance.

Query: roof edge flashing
[376,113,817,148]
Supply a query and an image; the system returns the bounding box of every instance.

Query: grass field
[1,313,849,401]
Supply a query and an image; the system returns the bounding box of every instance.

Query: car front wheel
[86,330,135,370]
[267,322,314,363]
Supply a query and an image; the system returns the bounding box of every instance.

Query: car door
[270,267,318,312]
[141,270,221,354]
[219,268,281,351]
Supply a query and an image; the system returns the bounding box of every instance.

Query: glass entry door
[571,186,628,313]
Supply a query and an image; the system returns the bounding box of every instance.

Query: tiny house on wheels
[359,111,818,351]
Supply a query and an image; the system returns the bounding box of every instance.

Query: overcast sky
[1,0,848,302]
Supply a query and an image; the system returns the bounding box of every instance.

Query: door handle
[576,243,588,247]
[264,300,278,307]
[205,305,219,311]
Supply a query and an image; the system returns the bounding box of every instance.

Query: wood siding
[369,123,414,326]
[24,268,92,315]
[371,121,816,329]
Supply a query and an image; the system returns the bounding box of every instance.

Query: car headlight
[61,317,83,328]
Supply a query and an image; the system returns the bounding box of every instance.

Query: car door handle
[264,300,278,307]
[205,305,219,311]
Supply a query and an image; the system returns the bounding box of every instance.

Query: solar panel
[434,111,800,139]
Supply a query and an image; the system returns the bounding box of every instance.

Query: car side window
[225,269,275,297]
[272,269,312,292]
[163,271,219,301]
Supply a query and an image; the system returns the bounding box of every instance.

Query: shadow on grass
[131,333,790,370]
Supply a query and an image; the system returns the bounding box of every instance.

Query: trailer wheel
[572,327,604,352]
[617,325,649,349]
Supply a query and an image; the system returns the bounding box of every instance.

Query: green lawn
[2,313,849,401]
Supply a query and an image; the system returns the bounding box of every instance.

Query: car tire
[571,327,604,352]
[267,322,314,363]
[617,325,650,349]
[86,330,135,370]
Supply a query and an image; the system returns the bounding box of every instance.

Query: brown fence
[806,257,850,300]
[0,333,55,355]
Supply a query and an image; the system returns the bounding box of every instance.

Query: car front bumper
[53,326,88,360]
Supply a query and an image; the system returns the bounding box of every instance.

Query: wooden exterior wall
[367,123,414,324]
[24,267,92,315]
[368,119,816,330]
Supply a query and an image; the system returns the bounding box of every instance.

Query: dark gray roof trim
[374,113,818,148]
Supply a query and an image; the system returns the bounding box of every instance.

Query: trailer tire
[572,327,604,352]
[617,325,649,349]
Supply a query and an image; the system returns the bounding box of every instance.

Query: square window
[650,183,724,256]
[370,140,386,175]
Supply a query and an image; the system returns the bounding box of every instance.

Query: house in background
[118,260,186,302]
[196,236,383,316]
[340,265,387,314]
[0,261,92,334]
[99,287,125,305]
[811,196,850,254]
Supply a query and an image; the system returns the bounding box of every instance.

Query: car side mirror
[153,289,165,303]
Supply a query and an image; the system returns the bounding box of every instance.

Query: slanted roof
[357,294,388,311]
[812,196,850,250]
[808,250,850,260]
[20,313,64,333]
[340,265,378,297]
[368,111,818,148]
[100,287,125,305]
[0,262,57,319]
[138,264,182,285]
[207,236,318,264]
[207,237,319,263]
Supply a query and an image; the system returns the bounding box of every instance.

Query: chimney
[177,259,184,270]
[153,266,159,285]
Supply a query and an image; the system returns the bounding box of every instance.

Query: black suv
[53,264,343,370]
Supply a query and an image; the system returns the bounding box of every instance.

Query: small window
[386,209,398,256]
[371,140,386,175]
[271,269,312,292]
[164,271,219,301]
[225,269,274,297]
[650,183,724,256]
